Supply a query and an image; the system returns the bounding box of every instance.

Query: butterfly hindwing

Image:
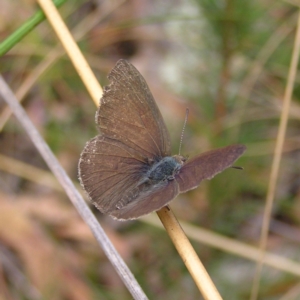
[110,180,179,220]
[79,135,147,213]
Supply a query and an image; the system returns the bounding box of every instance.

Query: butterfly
[78,59,246,220]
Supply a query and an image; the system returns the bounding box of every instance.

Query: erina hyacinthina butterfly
[78,60,246,220]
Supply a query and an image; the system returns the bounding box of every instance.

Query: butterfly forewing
[96,60,171,158]
[175,144,246,193]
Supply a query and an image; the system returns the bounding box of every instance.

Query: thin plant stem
[157,207,223,300]
[36,0,102,105]
[250,10,300,300]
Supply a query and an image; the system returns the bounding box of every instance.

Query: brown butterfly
[78,60,246,220]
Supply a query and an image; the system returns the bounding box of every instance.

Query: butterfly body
[147,155,184,182]
[79,59,246,220]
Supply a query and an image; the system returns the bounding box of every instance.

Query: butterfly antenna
[178,108,189,155]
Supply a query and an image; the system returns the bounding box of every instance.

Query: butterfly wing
[110,180,179,220]
[79,60,171,218]
[79,135,147,214]
[96,59,171,158]
[175,144,246,193]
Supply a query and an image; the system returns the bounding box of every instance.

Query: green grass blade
[0,0,66,57]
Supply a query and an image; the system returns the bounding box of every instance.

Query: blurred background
[1,0,300,299]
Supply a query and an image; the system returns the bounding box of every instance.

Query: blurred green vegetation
[1,0,300,299]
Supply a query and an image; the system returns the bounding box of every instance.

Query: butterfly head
[172,155,187,165]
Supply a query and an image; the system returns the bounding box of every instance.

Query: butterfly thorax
[147,155,185,183]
